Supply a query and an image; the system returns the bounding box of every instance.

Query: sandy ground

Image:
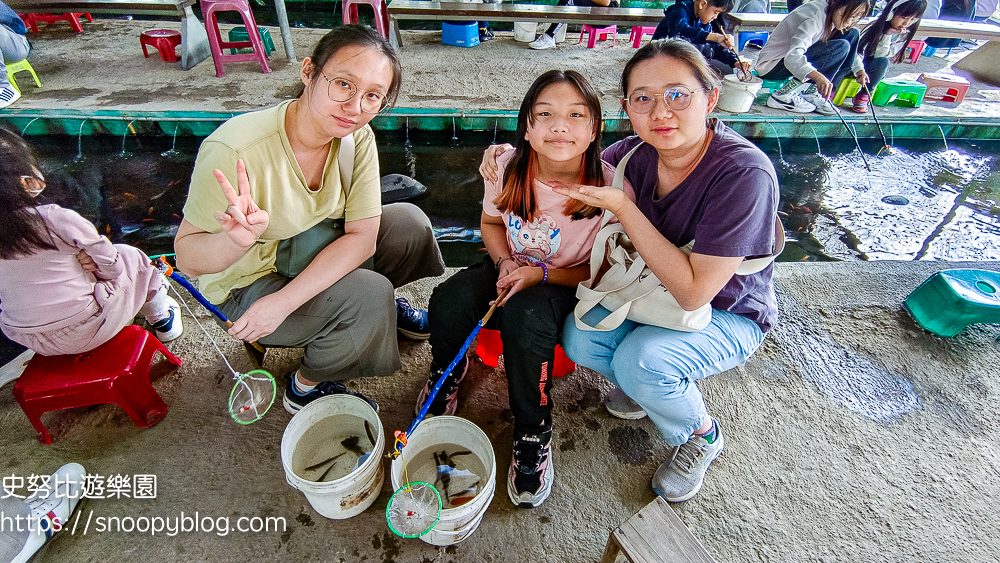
[1,17,1000,563]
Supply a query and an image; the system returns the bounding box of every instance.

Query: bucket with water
[280,395,385,520]
[390,416,496,546]
[717,73,763,113]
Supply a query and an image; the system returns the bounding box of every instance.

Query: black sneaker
[507,422,554,508]
[479,27,495,41]
[396,297,430,340]
[282,373,379,415]
[414,356,469,417]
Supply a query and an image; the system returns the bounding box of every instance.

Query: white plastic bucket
[553,22,567,43]
[280,395,385,520]
[390,416,496,546]
[514,21,537,42]
[717,73,763,113]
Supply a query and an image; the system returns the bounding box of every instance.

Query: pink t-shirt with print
[483,150,634,269]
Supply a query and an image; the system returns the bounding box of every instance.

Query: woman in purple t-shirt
[485,39,780,504]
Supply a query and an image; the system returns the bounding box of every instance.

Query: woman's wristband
[538,262,548,285]
[495,256,510,271]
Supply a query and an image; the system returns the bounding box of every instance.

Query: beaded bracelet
[538,262,548,285]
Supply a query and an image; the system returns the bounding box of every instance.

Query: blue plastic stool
[442,21,479,47]
[904,269,1000,337]
[923,45,937,57]
[738,30,769,51]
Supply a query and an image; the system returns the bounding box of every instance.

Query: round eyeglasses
[321,73,387,114]
[20,175,46,196]
[624,86,707,114]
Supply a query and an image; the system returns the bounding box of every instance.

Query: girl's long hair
[0,128,57,260]
[494,70,604,222]
[823,0,872,41]
[858,0,928,63]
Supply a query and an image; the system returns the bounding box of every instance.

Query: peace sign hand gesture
[213,159,269,249]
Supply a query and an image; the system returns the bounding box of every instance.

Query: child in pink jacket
[0,128,182,356]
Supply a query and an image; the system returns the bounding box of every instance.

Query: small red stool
[629,26,656,48]
[18,12,92,33]
[579,24,617,49]
[918,72,970,103]
[200,0,272,77]
[342,0,390,39]
[12,325,181,445]
[474,328,576,378]
[140,29,182,63]
[904,40,927,64]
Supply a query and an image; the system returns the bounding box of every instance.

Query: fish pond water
[21,129,1000,266]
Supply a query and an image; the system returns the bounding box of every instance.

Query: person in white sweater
[838,0,927,112]
[754,0,871,114]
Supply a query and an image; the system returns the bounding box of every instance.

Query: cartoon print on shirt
[508,214,561,264]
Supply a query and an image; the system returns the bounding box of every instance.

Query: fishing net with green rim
[386,481,442,538]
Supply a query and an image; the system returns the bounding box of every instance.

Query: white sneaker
[604,387,647,419]
[651,421,724,502]
[528,33,556,50]
[801,85,839,115]
[12,463,86,563]
[149,296,183,342]
[766,78,815,113]
[0,85,21,109]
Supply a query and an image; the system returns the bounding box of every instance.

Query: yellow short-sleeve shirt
[182,101,383,303]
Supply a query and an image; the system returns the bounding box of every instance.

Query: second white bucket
[514,21,537,42]
[280,394,385,520]
[717,73,763,113]
[390,416,496,546]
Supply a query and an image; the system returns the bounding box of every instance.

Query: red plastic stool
[629,26,656,48]
[918,72,970,103]
[11,325,181,445]
[18,12,91,33]
[342,0,390,39]
[579,24,617,48]
[904,40,927,64]
[474,328,576,378]
[140,29,182,63]
[200,0,272,78]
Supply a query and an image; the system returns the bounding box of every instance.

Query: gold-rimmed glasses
[624,86,707,114]
[321,73,387,114]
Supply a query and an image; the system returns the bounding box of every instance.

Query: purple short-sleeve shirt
[601,119,779,332]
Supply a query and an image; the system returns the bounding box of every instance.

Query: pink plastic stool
[200,0,272,77]
[579,24,617,48]
[18,12,92,33]
[474,328,576,378]
[918,72,970,102]
[904,40,927,64]
[12,326,181,445]
[629,26,656,48]
[140,29,182,63]
[342,0,390,39]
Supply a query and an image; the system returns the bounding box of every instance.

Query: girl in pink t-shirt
[0,128,182,356]
[415,70,631,510]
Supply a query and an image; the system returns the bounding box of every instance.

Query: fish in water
[364,420,376,448]
[433,450,480,506]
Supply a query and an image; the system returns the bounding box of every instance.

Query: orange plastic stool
[579,24,617,48]
[140,29,182,63]
[918,72,970,103]
[200,0,272,77]
[12,325,181,445]
[18,12,92,33]
[629,26,656,48]
[904,40,927,64]
[474,328,576,378]
[342,0,390,39]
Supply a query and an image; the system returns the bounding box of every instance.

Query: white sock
[293,374,316,396]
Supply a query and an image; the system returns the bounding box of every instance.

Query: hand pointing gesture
[213,159,269,248]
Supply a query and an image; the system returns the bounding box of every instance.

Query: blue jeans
[562,307,765,446]
[1,24,30,89]
[760,28,859,83]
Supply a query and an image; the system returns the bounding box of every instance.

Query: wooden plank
[4,0,194,16]
[602,497,716,563]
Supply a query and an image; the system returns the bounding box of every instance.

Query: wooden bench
[386,0,666,49]
[601,496,717,563]
[5,0,211,69]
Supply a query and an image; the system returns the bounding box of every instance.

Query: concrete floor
[2,18,1000,563]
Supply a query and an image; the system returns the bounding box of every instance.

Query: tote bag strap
[599,141,646,229]
[338,132,355,196]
